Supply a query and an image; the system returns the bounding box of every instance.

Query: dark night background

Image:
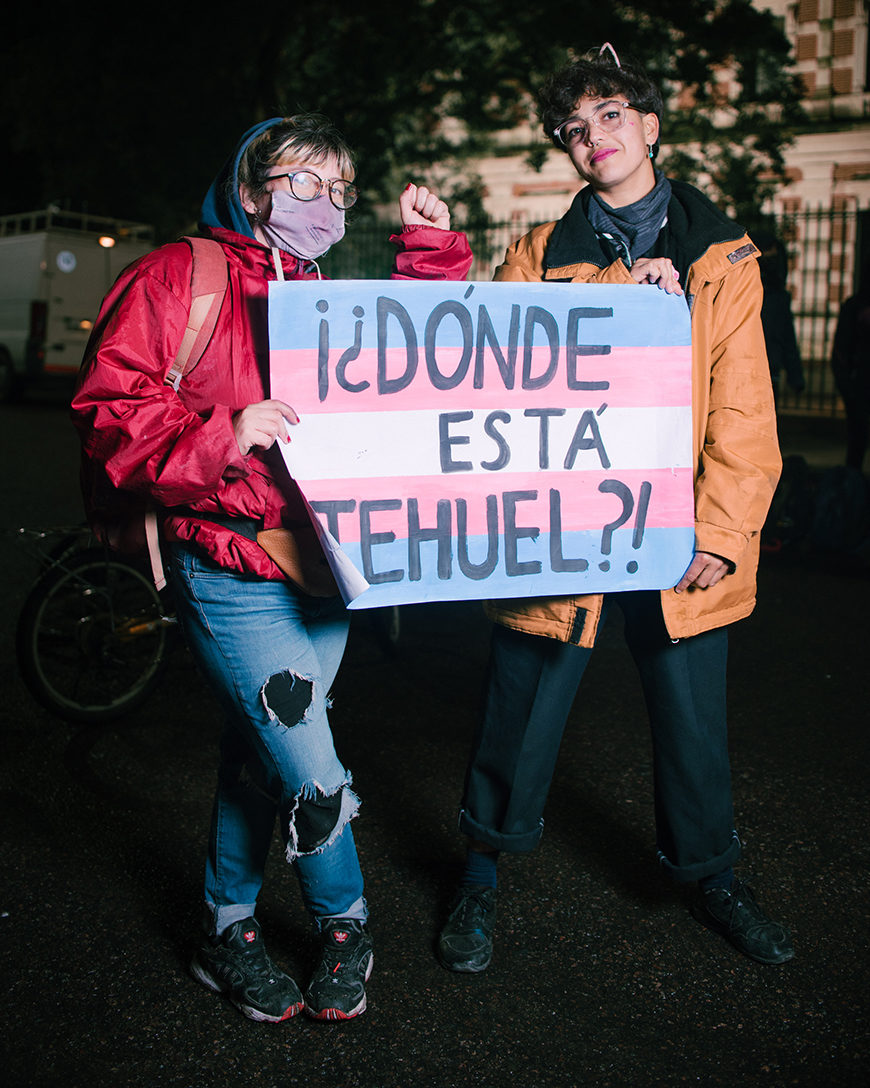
[1,1,804,238]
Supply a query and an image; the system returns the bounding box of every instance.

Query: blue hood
[200,117,283,238]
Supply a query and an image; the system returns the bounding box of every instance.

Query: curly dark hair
[538,46,664,158]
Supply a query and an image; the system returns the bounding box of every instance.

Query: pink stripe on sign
[270,345,692,414]
[305,467,694,543]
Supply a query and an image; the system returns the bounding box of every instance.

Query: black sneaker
[304,919,373,1021]
[190,917,304,1022]
[691,879,795,965]
[437,885,497,973]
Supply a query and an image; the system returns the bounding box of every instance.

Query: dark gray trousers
[459,591,740,883]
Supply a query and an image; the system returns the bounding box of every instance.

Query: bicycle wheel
[16,548,175,723]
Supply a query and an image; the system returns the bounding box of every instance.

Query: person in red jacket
[72,113,471,1023]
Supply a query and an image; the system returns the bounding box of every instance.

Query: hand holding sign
[232,399,299,456]
[629,257,684,295]
[674,551,729,593]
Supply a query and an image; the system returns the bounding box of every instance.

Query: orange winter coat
[484,181,781,647]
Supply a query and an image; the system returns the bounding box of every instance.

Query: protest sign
[269,280,694,609]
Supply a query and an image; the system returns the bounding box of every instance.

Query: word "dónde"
[315,293,615,402]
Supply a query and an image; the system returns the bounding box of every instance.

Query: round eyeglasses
[266,169,359,210]
[553,101,645,150]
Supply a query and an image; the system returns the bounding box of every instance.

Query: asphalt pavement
[1,392,868,1087]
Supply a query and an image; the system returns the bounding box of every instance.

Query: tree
[0,1,802,238]
[651,0,806,226]
[266,0,804,227]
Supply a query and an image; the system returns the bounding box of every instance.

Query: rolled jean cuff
[316,894,368,930]
[208,901,257,937]
[459,808,544,854]
[657,831,741,884]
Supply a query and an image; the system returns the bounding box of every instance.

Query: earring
[648,145,654,159]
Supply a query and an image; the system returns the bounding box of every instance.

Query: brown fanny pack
[199,512,338,597]
[256,526,338,597]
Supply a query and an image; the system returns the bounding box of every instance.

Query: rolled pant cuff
[208,901,258,937]
[657,831,741,884]
[316,894,368,930]
[459,808,543,854]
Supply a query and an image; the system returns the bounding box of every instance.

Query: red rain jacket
[71,223,472,579]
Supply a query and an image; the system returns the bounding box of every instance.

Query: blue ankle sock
[699,867,734,892]
[462,847,499,889]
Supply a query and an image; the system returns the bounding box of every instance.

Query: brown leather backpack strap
[144,507,166,591]
[147,237,228,588]
[164,237,229,391]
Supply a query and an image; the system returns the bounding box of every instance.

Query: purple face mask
[258,188,345,260]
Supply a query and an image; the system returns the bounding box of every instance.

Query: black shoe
[437,885,497,973]
[304,919,373,1021]
[691,879,795,965]
[190,917,304,1022]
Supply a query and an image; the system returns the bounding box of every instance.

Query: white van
[0,207,154,400]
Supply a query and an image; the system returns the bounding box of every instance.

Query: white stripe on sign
[282,405,694,481]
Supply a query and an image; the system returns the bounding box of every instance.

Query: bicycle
[14,525,402,725]
[14,526,178,724]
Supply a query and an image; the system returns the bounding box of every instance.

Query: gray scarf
[587,170,672,264]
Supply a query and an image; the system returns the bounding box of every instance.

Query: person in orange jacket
[437,46,793,973]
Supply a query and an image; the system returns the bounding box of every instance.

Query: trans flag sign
[269,279,695,609]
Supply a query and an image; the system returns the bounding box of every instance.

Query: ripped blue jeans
[168,543,365,935]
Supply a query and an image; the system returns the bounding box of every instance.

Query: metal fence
[772,204,869,416]
[320,204,870,417]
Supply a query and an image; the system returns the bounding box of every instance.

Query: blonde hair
[235,113,356,206]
